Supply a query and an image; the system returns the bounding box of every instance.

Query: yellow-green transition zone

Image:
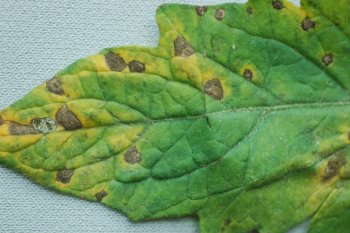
[1,0,350,233]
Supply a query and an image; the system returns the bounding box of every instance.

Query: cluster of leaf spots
[0,0,350,233]
[105,51,146,73]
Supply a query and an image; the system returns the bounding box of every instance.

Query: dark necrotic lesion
[301,17,316,31]
[124,146,142,164]
[322,53,333,66]
[56,169,74,184]
[215,9,225,20]
[129,60,145,73]
[243,69,254,81]
[95,190,108,201]
[105,51,127,72]
[323,156,346,180]
[195,6,208,16]
[272,1,284,10]
[46,76,65,95]
[204,79,224,100]
[8,122,38,135]
[55,105,82,131]
[174,36,195,57]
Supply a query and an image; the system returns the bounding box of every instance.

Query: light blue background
[0,0,307,232]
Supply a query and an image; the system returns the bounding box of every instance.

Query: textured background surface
[0,0,307,232]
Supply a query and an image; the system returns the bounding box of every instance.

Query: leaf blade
[1,1,350,233]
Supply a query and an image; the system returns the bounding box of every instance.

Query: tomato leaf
[1,0,350,232]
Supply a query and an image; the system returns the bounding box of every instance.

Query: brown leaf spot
[55,105,82,131]
[129,60,145,73]
[301,17,316,31]
[246,7,253,14]
[215,9,225,20]
[273,1,284,10]
[46,76,64,95]
[196,6,208,16]
[243,69,254,81]
[56,169,74,184]
[95,190,108,202]
[105,51,127,72]
[204,79,224,100]
[323,156,346,180]
[124,146,142,164]
[174,36,196,57]
[0,116,4,126]
[9,122,37,135]
[322,53,333,66]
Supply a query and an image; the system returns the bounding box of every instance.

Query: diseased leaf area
[0,0,350,232]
